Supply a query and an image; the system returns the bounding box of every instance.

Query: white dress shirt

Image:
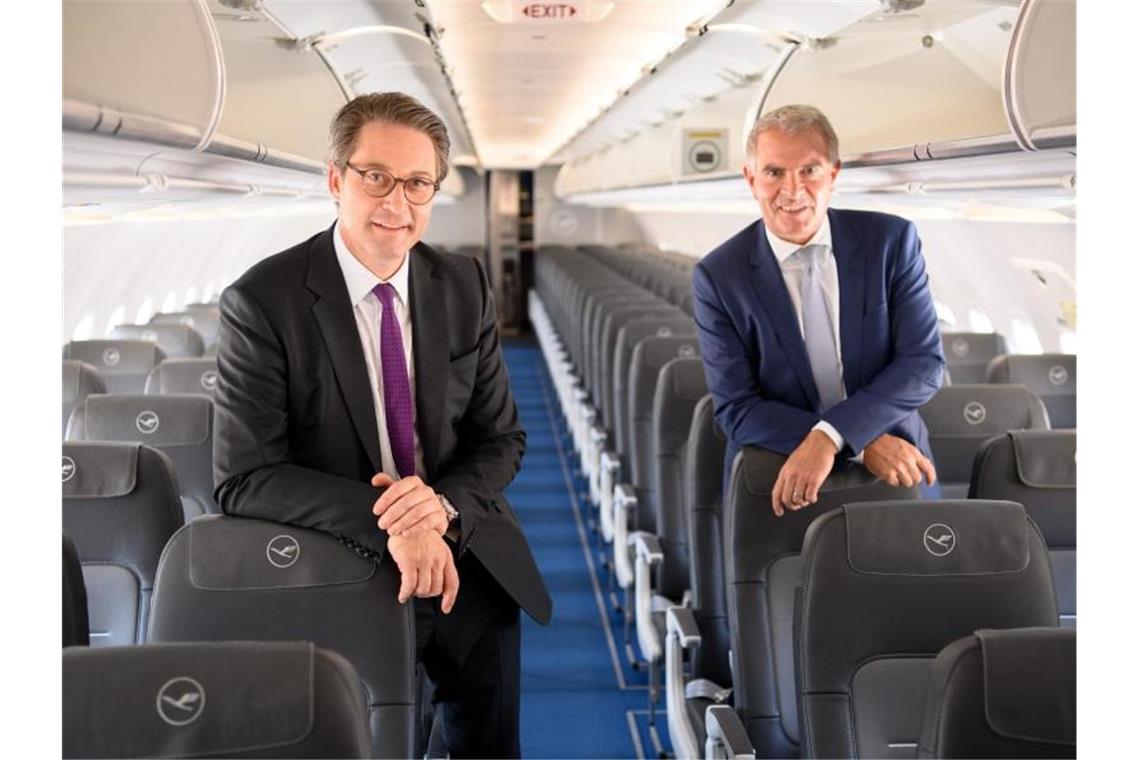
[333,221,425,481]
[765,218,859,457]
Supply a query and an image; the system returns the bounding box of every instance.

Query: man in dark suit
[692,104,944,515]
[213,92,551,758]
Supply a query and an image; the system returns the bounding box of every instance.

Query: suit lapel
[409,244,448,479]
[748,223,819,407]
[305,226,382,472]
[830,210,865,394]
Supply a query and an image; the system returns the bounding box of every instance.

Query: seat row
[62,441,415,758]
[529,244,1075,758]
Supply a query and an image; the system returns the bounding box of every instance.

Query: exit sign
[483,1,614,24]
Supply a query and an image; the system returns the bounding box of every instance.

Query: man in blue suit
[692,104,943,516]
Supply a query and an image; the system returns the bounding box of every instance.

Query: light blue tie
[798,244,845,412]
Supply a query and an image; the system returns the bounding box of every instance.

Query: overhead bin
[1004,0,1077,150]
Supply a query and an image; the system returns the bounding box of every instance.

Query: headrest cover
[922,385,1043,434]
[65,340,163,374]
[185,516,376,591]
[63,641,315,757]
[81,394,211,446]
[62,442,140,498]
[636,337,701,370]
[1011,431,1077,489]
[844,500,1029,576]
[978,628,1076,745]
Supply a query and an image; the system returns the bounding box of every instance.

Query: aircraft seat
[941,331,1008,384]
[145,357,219,398]
[63,641,373,758]
[63,533,89,647]
[63,339,166,394]
[148,515,416,758]
[63,441,184,646]
[63,360,105,437]
[986,353,1076,429]
[110,323,205,359]
[151,309,220,349]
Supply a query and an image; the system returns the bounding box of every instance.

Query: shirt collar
[333,220,411,308]
[765,215,833,265]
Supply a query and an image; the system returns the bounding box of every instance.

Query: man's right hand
[863,433,937,488]
[386,531,459,614]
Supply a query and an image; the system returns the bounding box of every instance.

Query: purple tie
[373,283,416,478]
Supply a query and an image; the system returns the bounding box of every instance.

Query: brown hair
[746,104,840,166]
[328,92,451,181]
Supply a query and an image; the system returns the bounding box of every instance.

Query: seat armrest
[631,531,664,564]
[614,483,637,508]
[704,705,755,759]
[666,606,701,649]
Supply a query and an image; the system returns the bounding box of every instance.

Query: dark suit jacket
[691,208,945,485]
[213,224,552,625]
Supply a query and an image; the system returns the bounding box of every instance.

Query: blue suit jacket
[691,208,944,485]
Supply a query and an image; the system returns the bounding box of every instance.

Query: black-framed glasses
[344,164,439,205]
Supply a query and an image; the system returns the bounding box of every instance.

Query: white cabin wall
[533,166,646,248]
[424,167,488,249]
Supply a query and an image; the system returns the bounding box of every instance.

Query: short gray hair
[746,104,839,166]
[329,92,451,182]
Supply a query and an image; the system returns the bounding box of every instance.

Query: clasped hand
[372,473,449,536]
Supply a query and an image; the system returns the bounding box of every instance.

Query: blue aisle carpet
[501,338,672,759]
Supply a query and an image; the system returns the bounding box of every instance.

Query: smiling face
[328,120,437,278]
[743,126,839,246]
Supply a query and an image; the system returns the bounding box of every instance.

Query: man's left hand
[372,474,450,536]
[771,430,839,517]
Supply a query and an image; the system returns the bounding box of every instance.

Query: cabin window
[933,300,956,328]
[71,313,95,341]
[134,297,155,325]
[184,286,199,306]
[1059,331,1077,355]
[967,308,994,333]
[1010,317,1044,354]
[103,306,126,337]
[161,291,180,314]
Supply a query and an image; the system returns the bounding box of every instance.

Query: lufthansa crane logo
[963,401,986,426]
[103,348,121,366]
[136,411,160,435]
[950,339,970,358]
[678,344,696,359]
[1048,365,1069,386]
[266,534,301,568]
[179,315,196,327]
[200,371,218,391]
[62,456,77,482]
[655,326,673,337]
[923,523,956,557]
[156,677,206,726]
[141,330,158,343]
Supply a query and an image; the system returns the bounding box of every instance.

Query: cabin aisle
[503,338,664,759]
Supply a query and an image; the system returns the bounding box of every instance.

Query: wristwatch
[439,494,459,523]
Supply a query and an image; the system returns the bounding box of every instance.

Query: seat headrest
[633,336,701,371]
[921,384,1049,433]
[977,627,1076,745]
[111,324,205,357]
[64,340,166,374]
[843,500,1029,576]
[76,394,212,446]
[942,332,1007,359]
[62,441,140,498]
[987,354,1076,392]
[147,358,219,395]
[1010,430,1077,489]
[63,642,364,758]
[180,515,376,591]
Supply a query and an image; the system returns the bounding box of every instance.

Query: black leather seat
[919,384,1050,497]
[970,430,1077,626]
[63,340,166,393]
[62,360,105,437]
[941,332,1008,384]
[66,394,218,521]
[63,533,89,647]
[148,515,416,758]
[62,442,184,645]
[798,500,1059,759]
[987,353,1076,428]
[110,323,206,359]
[145,357,219,397]
[918,627,1075,758]
[63,641,373,758]
[151,308,220,349]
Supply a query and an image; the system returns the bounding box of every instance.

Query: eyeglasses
[344,164,439,205]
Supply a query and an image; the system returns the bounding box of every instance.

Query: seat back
[917,628,1075,759]
[941,332,1008,384]
[152,308,220,349]
[970,430,1077,626]
[63,533,89,647]
[685,395,730,685]
[627,336,701,532]
[652,357,707,599]
[66,394,217,522]
[63,340,166,393]
[63,360,105,437]
[726,448,919,757]
[987,354,1076,428]
[110,323,205,359]
[611,315,696,445]
[798,500,1059,759]
[148,515,416,758]
[145,357,219,397]
[918,384,1050,496]
[63,442,184,645]
[63,642,373,759]
[595,303,681,419]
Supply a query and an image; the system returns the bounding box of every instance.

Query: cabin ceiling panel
[718,0,881,40]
